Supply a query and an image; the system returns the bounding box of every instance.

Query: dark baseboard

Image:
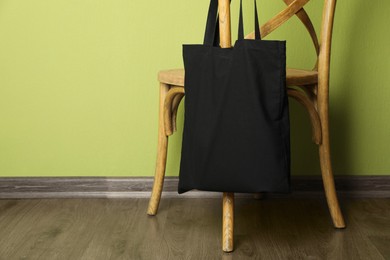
[0,176,389,199]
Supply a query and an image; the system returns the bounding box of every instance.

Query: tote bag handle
[238,0,261,40]
[204,0,261,46]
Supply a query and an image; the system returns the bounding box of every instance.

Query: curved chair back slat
[246,0,310,39]
[246,0,337,71]
[283,0,320,59]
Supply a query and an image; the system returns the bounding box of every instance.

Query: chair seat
[158,68,318,87]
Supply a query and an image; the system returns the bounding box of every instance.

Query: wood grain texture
[246,0,310,40]
[0,198,388,259]
[222,192,234,252]
[317,0,345,229]
[218,0,231,48]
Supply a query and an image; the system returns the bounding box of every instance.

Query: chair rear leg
[319,121,346,228]
[222,192,234,252]
[147,83,170,216]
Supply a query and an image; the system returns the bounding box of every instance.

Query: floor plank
[0,198,389,259]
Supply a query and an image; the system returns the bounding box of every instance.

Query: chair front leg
[147,83,170,216]
[318,118,346,228]
[317,94,346,228]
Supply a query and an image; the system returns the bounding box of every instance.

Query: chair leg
[222,192,234,252]
[319,121,346,228]
[147,83,170,216]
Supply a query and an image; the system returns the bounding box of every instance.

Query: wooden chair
[147,0,345,252]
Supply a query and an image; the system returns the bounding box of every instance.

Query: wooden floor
[0,198,389,259]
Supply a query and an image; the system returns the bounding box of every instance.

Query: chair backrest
[246,0,337,74]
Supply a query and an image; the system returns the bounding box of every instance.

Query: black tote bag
[179,0,290,194]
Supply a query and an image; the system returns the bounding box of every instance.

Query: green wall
[0,0,389,177]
